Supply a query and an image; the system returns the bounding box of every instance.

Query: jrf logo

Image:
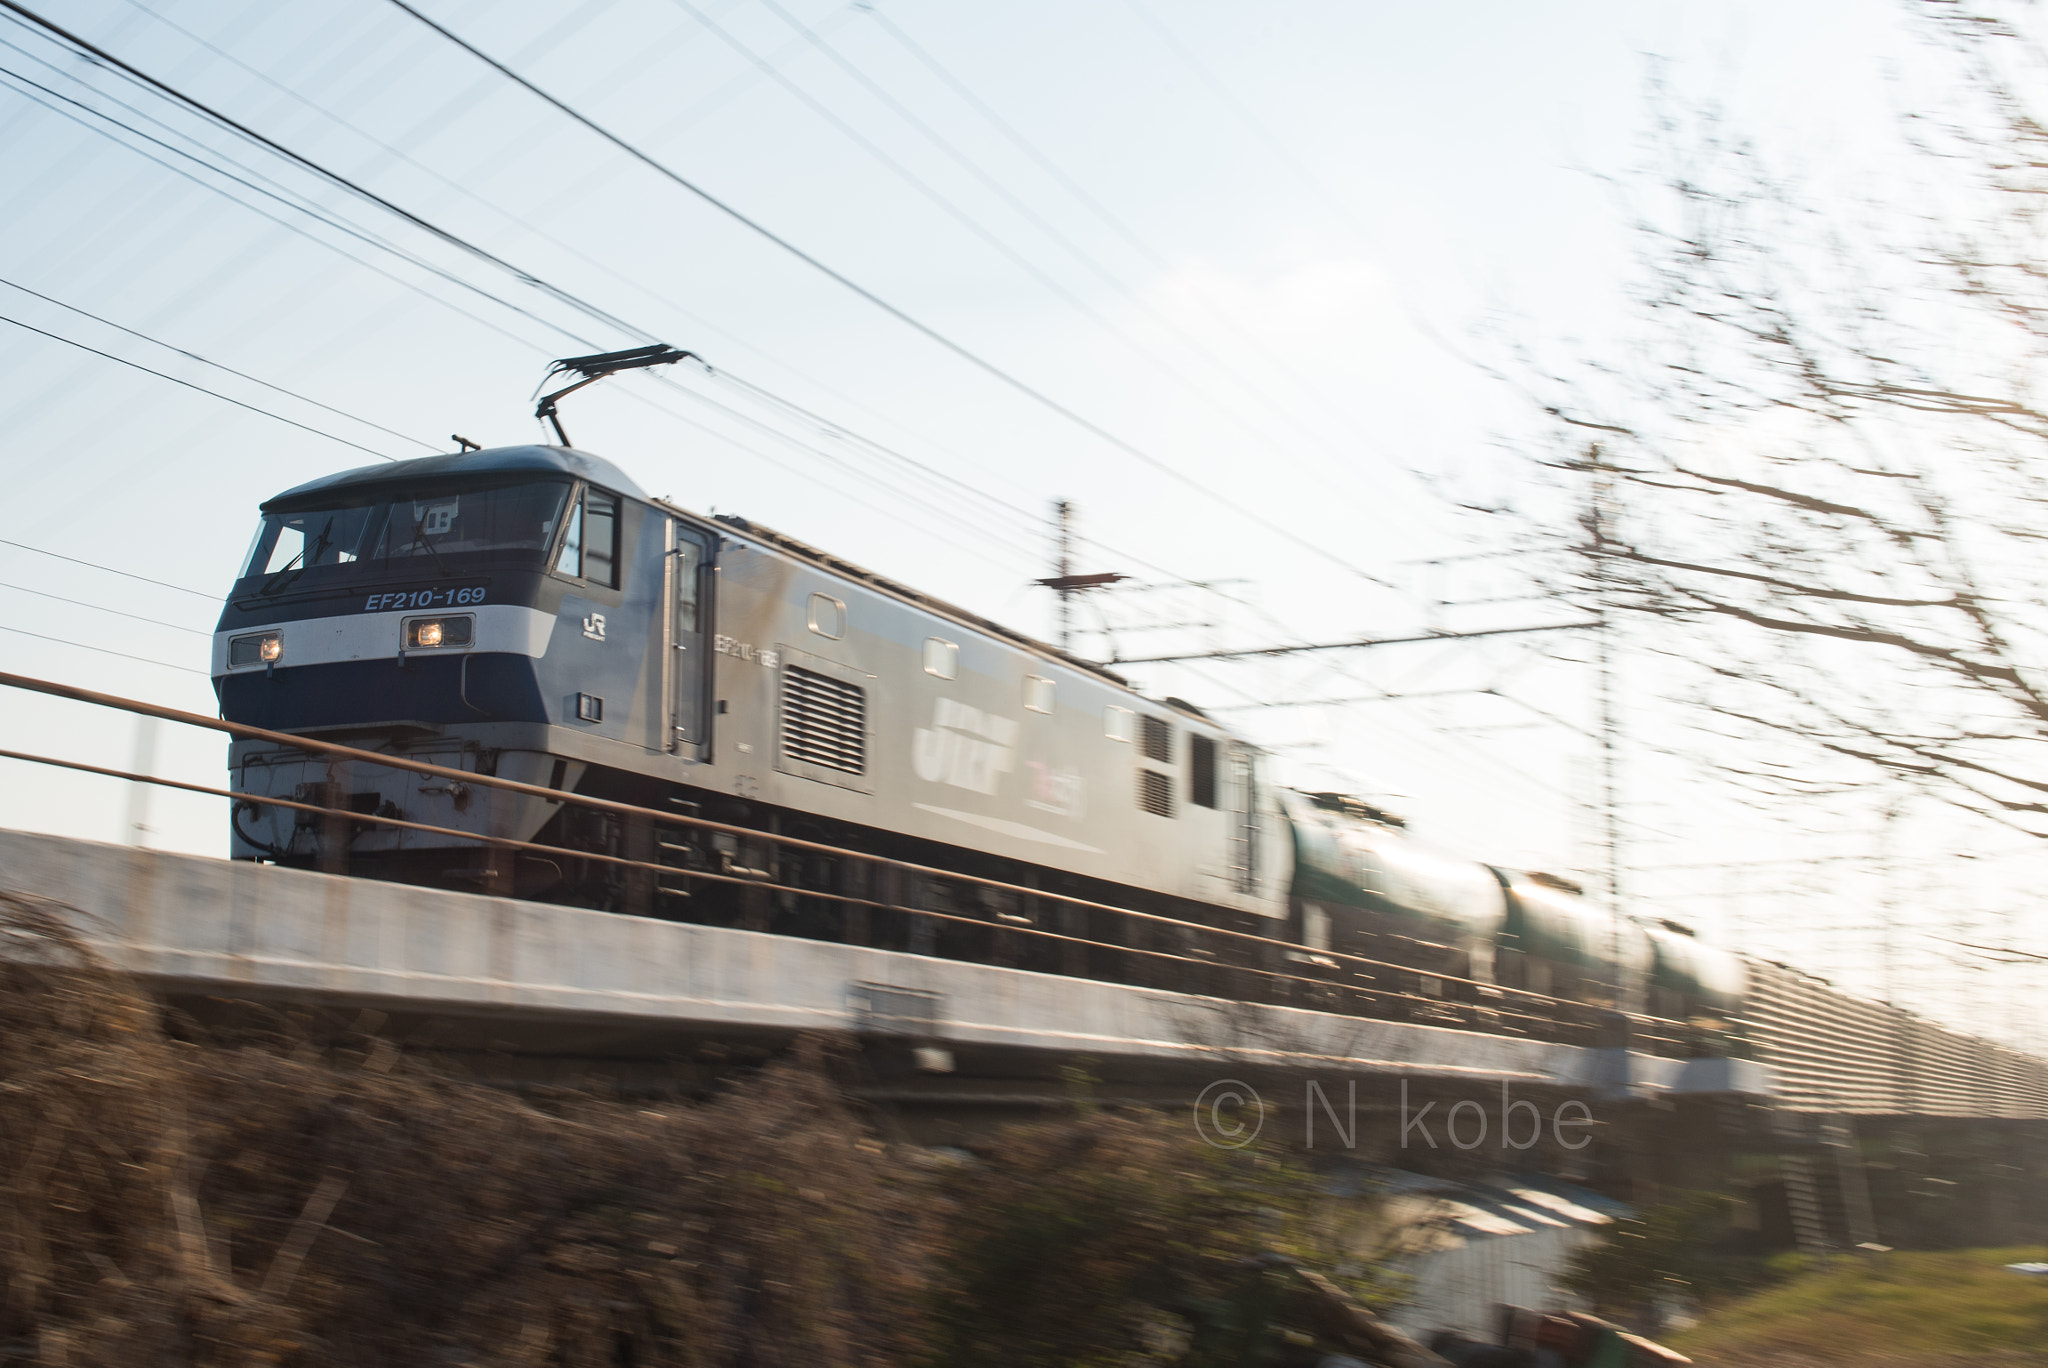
[913,698,1018,795]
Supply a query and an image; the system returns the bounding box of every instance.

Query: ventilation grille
[1139,714,1172,763]
[1137,767,1174,818]
[782,666,866,774]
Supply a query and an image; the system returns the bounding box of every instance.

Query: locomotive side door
[668,522,713,753]
[1228,745,1257,894]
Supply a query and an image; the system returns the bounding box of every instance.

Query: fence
[1745,959,2048,1117]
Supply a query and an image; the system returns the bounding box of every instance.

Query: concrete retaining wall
[0,826,1764,1093]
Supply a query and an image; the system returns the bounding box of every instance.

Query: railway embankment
[0,889,1417,1367]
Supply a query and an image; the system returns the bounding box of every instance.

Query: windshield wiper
[258,520,334,597]
[403,518,452,578]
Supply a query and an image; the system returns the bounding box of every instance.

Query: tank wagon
[213,443,1742,1036]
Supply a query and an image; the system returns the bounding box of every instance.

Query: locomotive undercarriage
[233,743,1637,1049]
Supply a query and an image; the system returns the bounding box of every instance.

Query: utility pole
[1052,500,1073,651]
[1034,499,1124,653]
[1588,444,1626,1003]
[1879,792,1901,1005]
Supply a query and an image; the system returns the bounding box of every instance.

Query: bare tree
[1523,3,2048,835]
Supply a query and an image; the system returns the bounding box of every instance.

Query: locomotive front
[213,445,660,891]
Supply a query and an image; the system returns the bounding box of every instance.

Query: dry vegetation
[0,889,938,1366]
[0,891,1351,1367]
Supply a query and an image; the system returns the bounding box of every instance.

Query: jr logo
[913,699,1017,795]
[582,612,606,642]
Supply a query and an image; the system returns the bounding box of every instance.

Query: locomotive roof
[677,504,1142,693]
[260,445,1168,701]
[263,445,646,510]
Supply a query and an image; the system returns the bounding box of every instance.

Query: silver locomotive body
[218,446,1292,926]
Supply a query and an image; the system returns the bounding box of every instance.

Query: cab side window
[584,495,618,586]
[554,488,620,588]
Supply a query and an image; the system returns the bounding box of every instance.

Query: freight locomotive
[212,441,1743,1038]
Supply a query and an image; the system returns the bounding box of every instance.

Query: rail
[0,670,1722,1058]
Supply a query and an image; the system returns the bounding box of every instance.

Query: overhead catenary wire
[0,274,440,452]
[0,10,2015,1032]
[99,0,1033,518]
[0,537,217,599]
[0,8,1058,563]
[685,0,1386,498]
[0,49,572,356]
[0,622,206,674]
[4,0,1582,667]
[0,87,1043,574]
[1119,0,1372,243]
[4,0,1597,810]
[0,310,407,460]
[0,581,211,636]
[0,2,649,341]
[646,373,1041,546]
[826,2,1441,512]
[0,36,1050,567]
[5,3,1406,608]
[376,0,1402,593]
[605,383,1038,574]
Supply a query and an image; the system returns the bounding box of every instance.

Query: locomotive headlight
[229,632,283,668]
[404,616,473,649]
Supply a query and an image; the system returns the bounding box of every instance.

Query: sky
[1,0,2039,1042]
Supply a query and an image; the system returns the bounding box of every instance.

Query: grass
[1675,1247,2048,1367]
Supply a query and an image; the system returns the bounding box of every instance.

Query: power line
[736,0,1384,495]
[0,275,440,452]
[8,18,1605,876]
[0,537,217,598]
[0,621,205,673]
[0,2,647,339]
[7,0,1565,815]
[671,0,1186,357]
[8,3,1384,607]
[0,309,405,460]
[1110,620,1598,665]
[0,0,1606,829]
[1120,0,1371,241]
[859,7,1180,281]
[1207,686,1488,712]
[378,0,1400,592]
[0,581,211,635]
[101,0,1018,514]
[0,9,1055,563]
[664,375,1039,544]
[0,32,1046,566]
[0,48,569,355]
[708,368,1040,535]
[605,383,1034,574]
[852,3,1438,514]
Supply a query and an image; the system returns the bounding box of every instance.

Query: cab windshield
[241,479,572,592]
